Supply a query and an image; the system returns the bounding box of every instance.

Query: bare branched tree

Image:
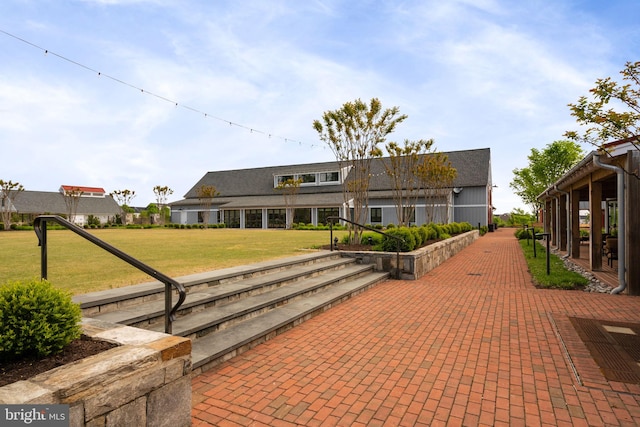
[276,178,302,229]
[0,180,24,230]
[313,98,407,243]
[381,139,435,226]
[62,187,84,224]
[196,184,220,226]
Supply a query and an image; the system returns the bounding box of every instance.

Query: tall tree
[196,184,220,226]
[0,180,24,231]
[510,140,584,211]
[417,152,457,224]
[153,185,173,225]
[61,187,83,224]
[565,61,640,152]
[275,178,302,229]
[381,139,435,226]
[313,98,407,243]
[110,189,136,225]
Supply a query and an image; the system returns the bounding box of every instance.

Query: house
[537,138,640,295]
[5,185,122,226]
[170,148,493,229]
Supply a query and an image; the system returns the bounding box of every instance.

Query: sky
[1,0,639,212]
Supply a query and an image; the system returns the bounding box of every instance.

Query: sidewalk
[191,228,640,426]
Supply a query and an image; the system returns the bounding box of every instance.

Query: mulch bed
[0,336,118,387]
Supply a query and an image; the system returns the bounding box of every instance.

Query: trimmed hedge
[0,279,82,362]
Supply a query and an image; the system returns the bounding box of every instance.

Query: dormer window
[274,170,341,188]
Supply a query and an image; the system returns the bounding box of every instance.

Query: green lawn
[0,228,346,295]
[518,239,589,289]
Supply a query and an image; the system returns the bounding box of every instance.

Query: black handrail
[33,215,186,334]
[327,216,404,280]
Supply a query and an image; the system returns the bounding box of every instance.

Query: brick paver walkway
[191,228,640,426]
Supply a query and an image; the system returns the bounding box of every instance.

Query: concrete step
[75,250,390,375]
[190,271,389,373]
[146,263,377,337]
[88,256,357,327]
[75,251,343,316]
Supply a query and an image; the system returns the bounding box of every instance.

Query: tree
[0,180,24,230]
[110,189,136,225]
[417,152,457,224]
[275,178,302,229]
[153,185,173,225]
[61,187,83,224]
[380,139,436,226]
[196,184,220,226]
[510,140,584,211]
[313,98,407,243]
[565,61,640,152]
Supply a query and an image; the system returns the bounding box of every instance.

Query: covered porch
[538,140,640,295]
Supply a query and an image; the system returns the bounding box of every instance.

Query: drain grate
[569,317,640,384]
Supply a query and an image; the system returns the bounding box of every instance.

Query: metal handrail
[327,216,404,279]
[33,215,186,334]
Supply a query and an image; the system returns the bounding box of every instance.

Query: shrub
[381,227,416,252]
[514,227,543,240]
[0,279,82,362]
[411,227,423,247]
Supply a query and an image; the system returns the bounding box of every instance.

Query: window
[370,208,382,224]
[299,173,316,184]
[268,209,286,228]
[294,208,311,225]
[245,209,262,228]
[318,207,339,225]
[223,210,240,228]
[319,171,339,183]
[274,170,340,188]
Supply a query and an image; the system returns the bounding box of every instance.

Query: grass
[518,239,589,289]
[0,228,346,295]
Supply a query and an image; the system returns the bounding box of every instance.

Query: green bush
[514,227,543,240]
[0,279,82,362]
[381,227,416,252]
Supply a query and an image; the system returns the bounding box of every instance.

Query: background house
[5,185,121,226]
[171,148,493,229]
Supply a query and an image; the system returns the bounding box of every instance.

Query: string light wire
[0,29,323,150]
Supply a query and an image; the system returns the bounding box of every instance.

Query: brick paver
[192,228,640,426]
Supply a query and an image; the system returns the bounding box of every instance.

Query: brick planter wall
[340,230,479,280]
[0,318,192,427]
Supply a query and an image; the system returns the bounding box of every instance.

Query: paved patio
[191,228,640,426]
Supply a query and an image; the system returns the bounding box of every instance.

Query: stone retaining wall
[340,230,479,280]
[0,318,192,427]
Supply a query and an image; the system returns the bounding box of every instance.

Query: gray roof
[9,190,121,215]
[178,148,491,202]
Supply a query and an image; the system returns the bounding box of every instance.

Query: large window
[223,210,240,228]
[318,207,339,225]
[370,207,382,224]
[294,208,311,225]
[245,209,262,228]
[268,209,286,228]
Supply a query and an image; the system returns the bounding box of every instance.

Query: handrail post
[329,220,333,252]
[165,282,172,334]
[39,218,48,280]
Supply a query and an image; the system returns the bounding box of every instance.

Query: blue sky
[1,0,638,211]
